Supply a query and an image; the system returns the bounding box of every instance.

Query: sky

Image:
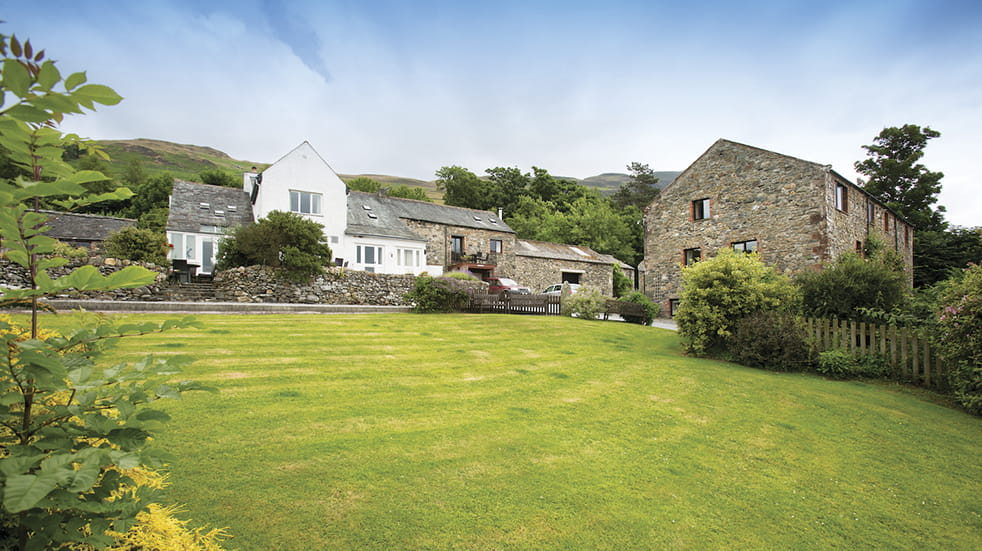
[4,0,981,226]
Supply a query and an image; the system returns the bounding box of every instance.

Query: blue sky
[4,0,981,226]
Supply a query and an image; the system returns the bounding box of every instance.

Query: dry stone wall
[0,257,168,301]
[214,265,418,305]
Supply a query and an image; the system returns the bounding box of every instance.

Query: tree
[386,184,432,202]
[0,30,207,550]
[125,172,173,219]
[216,210,333,282]
[435,165,490,209]
[796,249,909,322]
[198,168,240,188]
[610,162,660,210]
[934,264,982,414]
[912,227,982,287]
[345,176,383,193]
[855,124,945,232]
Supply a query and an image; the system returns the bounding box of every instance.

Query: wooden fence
[469,294,562,316]
[805,318,948,389]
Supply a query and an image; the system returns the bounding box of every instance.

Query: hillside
[86,138,679,199]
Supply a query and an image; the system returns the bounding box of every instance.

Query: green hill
[85,138,678,200]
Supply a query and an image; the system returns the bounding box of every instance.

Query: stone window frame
[732,239,758,255]
[489,238,503,253]
[683,247,701,266]
[834,183,848,213]
[691,198,711,221]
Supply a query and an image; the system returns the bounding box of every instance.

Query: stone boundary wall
[0,258,168,301]
[215,265,422,305]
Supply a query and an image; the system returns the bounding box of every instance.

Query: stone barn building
[642,139,914,315]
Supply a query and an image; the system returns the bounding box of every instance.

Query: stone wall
[515,255,613,296]
[0,257,168,301]
[214,265,419,305]
[642,139,914,313]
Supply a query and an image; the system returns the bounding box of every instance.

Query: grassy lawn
[36,313,982,550]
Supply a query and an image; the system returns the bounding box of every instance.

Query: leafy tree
[198,168,240,188]
[676,249,798,355]
[136,206,170,233]
[120,158,147,190]
[103,226,170,266]
[386,184,432,202]
[435,165,491,210]
[216,210,333,282]
[484,166,529,215]
[612,263,633,297]
[913,227,982,287]
[345,176,383,193]
[855,124,945,232]
[0,30,208,550]
[125,172,173,219]
[611,162,660,209]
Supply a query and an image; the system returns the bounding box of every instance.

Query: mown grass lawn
[38,312,981,550]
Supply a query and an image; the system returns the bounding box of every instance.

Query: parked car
[542,283,582,296]
[486,277,531,296]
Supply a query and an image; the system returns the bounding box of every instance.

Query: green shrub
[612,264,633,298]
[216,210,332,282]
[726,311,815,372]
[817,349,860,379]
[50,240,89,260]
[443,271,480,281]
[798,249,908,322]
[934,264,982,414]
[405,275,472,313]
[562,288,605,320]
[103,226,170,266]
[676,249,798,355]
[617,291,659,325]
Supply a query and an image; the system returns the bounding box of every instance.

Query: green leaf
[64,71,87,91]
[3,473,60,512]
[2,58,31,97]
[106,428,150,449]
[0,455,44,477]
[3,103,51,123]
[36,60,61,91]
[71,84,122,106]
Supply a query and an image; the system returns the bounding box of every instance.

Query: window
[168,233,184,260]
[451,236,464,254]
[397,248,421,268]
[884,214,891,232]
[856,241,864,256]
[834,183,848,212]
[669,299,681,317]
[867,202,875,224]
[692,198,711,220]
[356,245,382,266]
[490,239,502,253]
[561,272,582,285]
[684,247,701,266]
[289,190,322,215]
[732,239,758,254]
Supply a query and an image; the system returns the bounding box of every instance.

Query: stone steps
[163,281,220,302]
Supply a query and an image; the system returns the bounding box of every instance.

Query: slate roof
[40,210,135,243]
[167,180,254,233]
[380,194,515,233]
[516,239,625,266]
[346,191,425,241]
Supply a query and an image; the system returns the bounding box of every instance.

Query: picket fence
[805,318,948,390]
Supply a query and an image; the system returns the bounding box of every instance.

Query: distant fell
[87,138,679,200]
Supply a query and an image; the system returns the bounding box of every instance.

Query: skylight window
[214,210,225,216]
[199,202,210,209]
[570,246,590,257]
[227,205,237,211]
[362,205,372,210]
[473,216,482,222]
[367,212,378,219]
